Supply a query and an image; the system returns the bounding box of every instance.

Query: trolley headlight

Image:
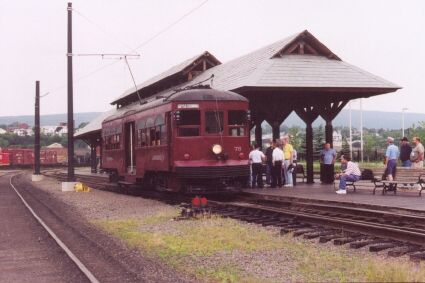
[211,144,223,155]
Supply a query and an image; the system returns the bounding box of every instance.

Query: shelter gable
[271,30,341,60]
[112,51,221,107]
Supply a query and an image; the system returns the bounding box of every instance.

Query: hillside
[0,112,102,127]
[0,110,424,130]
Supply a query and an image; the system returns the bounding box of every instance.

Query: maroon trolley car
[101,87,251,193]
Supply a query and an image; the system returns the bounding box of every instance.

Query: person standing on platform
[320,143,337,184]
[399,137,412,167]
[271,141,284,188]
[292,148,298,186]
[335,155,361,194]
[249,144,265,188]
[265,140,275,186]
[385,137,399,181]
[282,136,294,187]
[410,137,424,168]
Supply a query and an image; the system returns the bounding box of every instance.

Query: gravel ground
[32,176,172,221]
[30,174,424,282]
[19,173,195,283]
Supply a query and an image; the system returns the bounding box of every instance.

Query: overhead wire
[72,7,135,52]
[130,0,209,52]
[42,0,210,99]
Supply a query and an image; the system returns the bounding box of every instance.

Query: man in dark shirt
[265,140,275,186]
[399,137,412,167]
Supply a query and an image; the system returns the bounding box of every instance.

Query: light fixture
[212,144,223,155]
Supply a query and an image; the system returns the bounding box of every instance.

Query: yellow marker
[74,182,91,192]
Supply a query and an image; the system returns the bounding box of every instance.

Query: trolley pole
[67,2,75,182]
[34,81,41,175]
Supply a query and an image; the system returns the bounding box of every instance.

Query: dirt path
[7,172,195,283]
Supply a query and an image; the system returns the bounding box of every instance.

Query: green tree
[313,124,325,160]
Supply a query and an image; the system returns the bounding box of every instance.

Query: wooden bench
[378,168,425,196]
[341,168,384,193]
[341,167,425,196]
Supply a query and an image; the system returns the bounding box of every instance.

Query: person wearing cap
[399,137,412,167]
[385,137,399,181]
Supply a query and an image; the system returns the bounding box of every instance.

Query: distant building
[0,128,6,135]
[12,128,33,136]
[333,130,342,150]
[46,142,63,148]
[41,122,68,136]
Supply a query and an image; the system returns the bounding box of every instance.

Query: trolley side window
[177,110,200,137]
[228,110,247,136]
[137,129,148,147]
[105,134,121,150]
[205,111,223,134]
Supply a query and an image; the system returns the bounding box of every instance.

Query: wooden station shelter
[76,30,400,183]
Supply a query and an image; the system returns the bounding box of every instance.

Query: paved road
[0,172,89,282]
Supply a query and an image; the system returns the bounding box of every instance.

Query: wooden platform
[243,182,425,214]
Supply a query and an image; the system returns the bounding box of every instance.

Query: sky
[0,0,424,117]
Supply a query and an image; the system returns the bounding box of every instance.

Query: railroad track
[3,172,99,283]
[208,199,425,261]
[44,171,425,261]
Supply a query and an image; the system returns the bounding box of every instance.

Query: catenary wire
[42,0,209,99]
[72,7,136,52]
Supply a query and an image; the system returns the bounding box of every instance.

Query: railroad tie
[369,242,398,252]
[292,228,317,237]
[334,235,366,246]
[349,239,381,249]
[319,234,342,243]
[303,230,337,239]
[387,245,420,257]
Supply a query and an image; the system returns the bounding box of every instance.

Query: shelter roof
[111,51,221,105]
[112,30,399,106]
[74,109,116,139]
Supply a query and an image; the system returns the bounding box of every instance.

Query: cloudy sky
[0,0,424,117]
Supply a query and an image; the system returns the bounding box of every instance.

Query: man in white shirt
[271,141,284,188]
[335,155,361,194]
[249,144,265,188]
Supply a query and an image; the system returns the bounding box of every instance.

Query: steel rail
[8,174,100,283]
[210,201,425,246]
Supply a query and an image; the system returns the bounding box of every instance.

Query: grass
[94,211,425,282]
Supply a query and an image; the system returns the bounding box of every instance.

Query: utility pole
[349,101,352,159]
[33,81,41,178]
[67,2,75,182]
[360,98,363,163]
[402,107,408,137]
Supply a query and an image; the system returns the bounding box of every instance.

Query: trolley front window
[177,110,200,137]
[228,110,247,136]
[205,111,223,134]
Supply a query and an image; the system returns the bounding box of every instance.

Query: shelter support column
[272,121,280,141]
[90,143,97,173]
[325,120,333,146]
[305,122,314,183]
[254,119,262,148]
[318,100,349,148]
[265,109,292,143]
[296,107,319,184]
